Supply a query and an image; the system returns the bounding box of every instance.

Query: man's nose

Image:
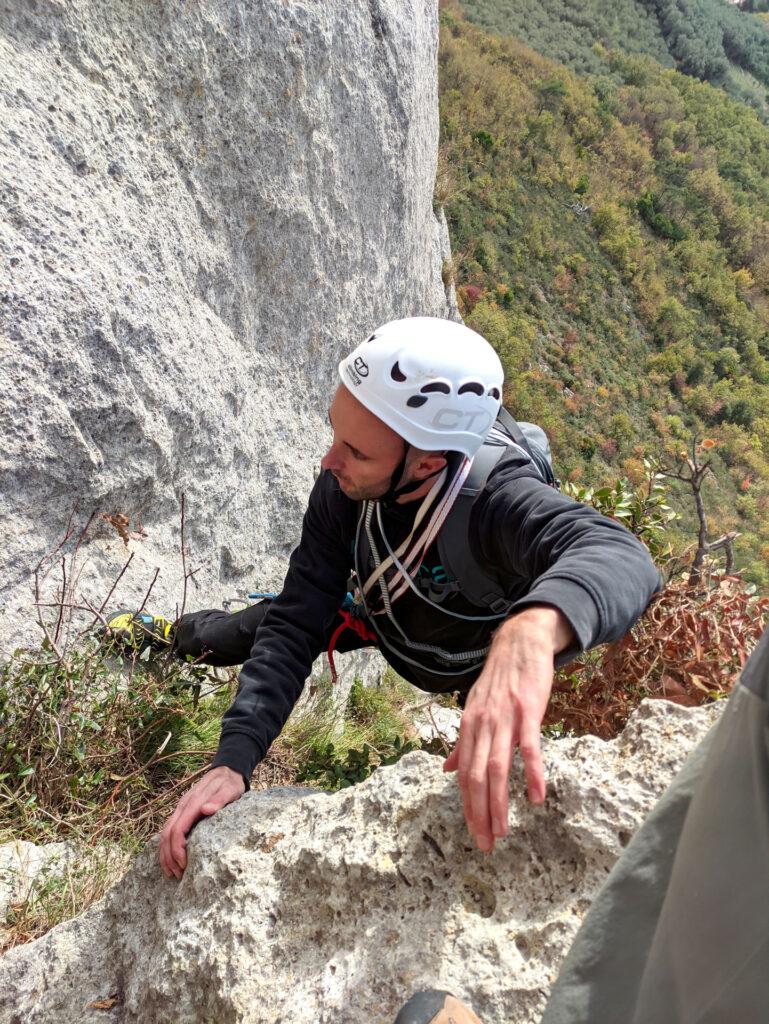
[321,444,341,473]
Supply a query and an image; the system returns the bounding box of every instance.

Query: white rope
[360,467,447,597]
[386,457,472,603]
[362,455,472,608]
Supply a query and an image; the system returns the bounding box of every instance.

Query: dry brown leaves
[545,574,769,739]
[100,512,147,544]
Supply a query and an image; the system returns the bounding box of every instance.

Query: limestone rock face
[0,0,451,645]
[0,841,75,923]
[0,699,721,1024]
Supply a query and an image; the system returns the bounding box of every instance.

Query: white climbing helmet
[338,317,504,458]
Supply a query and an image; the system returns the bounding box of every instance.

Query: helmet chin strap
[377,444,412,504]
[379,445,450,505]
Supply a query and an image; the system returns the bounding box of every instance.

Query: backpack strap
[497,408,556,487]
[497,406,533,451]
[435,409,557,613]
[435,441,514,614]
[355,412,554,616]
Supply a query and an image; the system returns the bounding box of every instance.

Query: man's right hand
[159,765,246,879]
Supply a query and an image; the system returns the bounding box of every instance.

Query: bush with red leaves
[457,284,484,313]
[546,573,769,739]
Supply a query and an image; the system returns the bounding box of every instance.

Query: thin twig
[37,601,112,626]
[67,512,96,575]
[89,765,211,841]
[54,556,67,647]
[178,492,189,623]
[100,745,215,810]
[33,565,64,662]
[406,697,454,714]
[135,566,161,619]
[62,513,97,650]
[38,507,79,574]
[79,599,109,631]
[92,551,135,625]
[426,703,452,756]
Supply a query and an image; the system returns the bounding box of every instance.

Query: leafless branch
[177,492,190,623]
[707,531,740,574]
[135,566,160,616]
[54,555,67,647]
[92,551,135,625]
[33,562,65,662]
[37,601,110,629]
[659,435,730,584]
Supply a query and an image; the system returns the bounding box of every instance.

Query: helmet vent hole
[391,361,407,382]
[367,334,377,343]
[458,382,484,396]
[420,382,451,395]
[489,387,501,400]
[406,395,428,409]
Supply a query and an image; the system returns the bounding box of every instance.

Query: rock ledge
[0,699,720,1024]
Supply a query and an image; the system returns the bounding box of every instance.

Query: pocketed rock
[0,698,721,1024]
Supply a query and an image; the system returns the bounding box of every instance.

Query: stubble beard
[335,472,396,502]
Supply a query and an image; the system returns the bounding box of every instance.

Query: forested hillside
[439,4,769,586]
[461,0,769,119]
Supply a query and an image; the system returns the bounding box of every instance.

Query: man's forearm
[474,470,663,655]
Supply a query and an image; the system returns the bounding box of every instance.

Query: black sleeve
[212,472,354,783]
[470,453,663,666]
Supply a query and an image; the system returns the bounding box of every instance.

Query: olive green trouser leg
[541,648,769,1024]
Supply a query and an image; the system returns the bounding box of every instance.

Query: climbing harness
[351,410,557,676]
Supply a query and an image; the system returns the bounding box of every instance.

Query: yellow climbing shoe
[105,609,173,652]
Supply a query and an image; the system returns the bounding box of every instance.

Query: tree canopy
[440,4,769,586]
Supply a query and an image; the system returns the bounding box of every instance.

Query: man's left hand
[443,605,574,853]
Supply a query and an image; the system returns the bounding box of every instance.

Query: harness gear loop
[327,609,378,684]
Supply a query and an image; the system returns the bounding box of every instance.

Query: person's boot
[105,609,174,653]
[394,990,483,1024]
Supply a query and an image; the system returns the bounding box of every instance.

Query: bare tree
[661,435,739,585]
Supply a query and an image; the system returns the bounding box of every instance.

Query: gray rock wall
[0,0,452,645]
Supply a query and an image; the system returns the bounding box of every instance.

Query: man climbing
[124,316,660,879]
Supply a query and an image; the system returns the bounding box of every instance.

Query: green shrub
[637,192,687,242]
[564,459,678,563]
[471,128,495,151]
[574,174,590,195]
[296,735,420,791]
[0,639,232,844]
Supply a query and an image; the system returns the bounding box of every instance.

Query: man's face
[321,385,406,501]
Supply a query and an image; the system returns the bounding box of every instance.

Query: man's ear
[412,452,447,481]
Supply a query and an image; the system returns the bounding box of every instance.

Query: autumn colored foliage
[439,6,769,589]
[546,573,769,738]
